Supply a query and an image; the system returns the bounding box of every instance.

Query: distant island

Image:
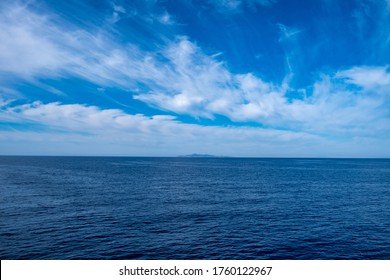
[179,153,217,158]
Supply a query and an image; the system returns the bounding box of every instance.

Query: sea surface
[1,156,390,259]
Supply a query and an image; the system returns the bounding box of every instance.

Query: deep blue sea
[1,156,390,259]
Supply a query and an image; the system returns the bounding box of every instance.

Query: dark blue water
[1,156,390,259]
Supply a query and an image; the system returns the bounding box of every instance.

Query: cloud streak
[1,3,389,135]
[0,101,325,156]
[208,0,277,13]
[0,1,389,157]
[2,100,388,157]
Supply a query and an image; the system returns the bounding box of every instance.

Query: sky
[0,0,390,157]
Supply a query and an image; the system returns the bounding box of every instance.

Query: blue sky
[1,0,390,157]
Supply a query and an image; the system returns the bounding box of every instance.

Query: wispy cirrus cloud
[108,2,127,24]
[134,38,390,137]
[208,0,277,13]
[0,5,65,78]
[1,1,390,157]
[1,2,389,137]
[0,2,175,86]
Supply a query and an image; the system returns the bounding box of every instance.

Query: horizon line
[0,155,389,159]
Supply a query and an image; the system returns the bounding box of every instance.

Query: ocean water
[0,156,390,260]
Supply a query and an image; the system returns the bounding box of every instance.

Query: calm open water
[1,156,390,259]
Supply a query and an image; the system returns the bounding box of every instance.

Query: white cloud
[0,3,172,86]
[208,0,276,13]
[0,98,14,108]
[0,87,22,100]
[336,66,390,90]
[112,4,126,14]
[158,11,174,25]
[108,3,127,24]
[1,100,336,156]
[1,100,389,157]
[0,2,389,147]
[132,38,389,137]
[1,101,177,135]
[0,5,66,78]
[277,23,302,41]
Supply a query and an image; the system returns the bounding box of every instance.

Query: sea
[1,156,389,259]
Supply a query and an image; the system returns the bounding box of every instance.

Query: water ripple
[1,157,390,259]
